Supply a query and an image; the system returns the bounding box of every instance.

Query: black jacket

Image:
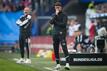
[50,11,68,36]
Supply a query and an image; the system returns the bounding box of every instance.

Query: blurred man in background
[85,1,96,36]
[16,7,32,64]
[49,2,70,70]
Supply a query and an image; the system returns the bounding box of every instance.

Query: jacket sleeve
[16,15,31,26]
[49,15,57,25]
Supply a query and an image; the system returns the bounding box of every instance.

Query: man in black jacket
[50,2,70,70]
[16,7,32,64]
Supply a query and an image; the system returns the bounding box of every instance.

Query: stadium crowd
[0,0,31,12]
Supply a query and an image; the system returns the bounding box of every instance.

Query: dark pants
[19,34,30,58]
[97,39,105,53]
[53,34,69,64]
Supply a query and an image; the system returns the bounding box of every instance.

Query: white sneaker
[71,49,77,53]
[25,59,31,64]
[54,64,61,70]
[77,51,81,53]
[16,58,25,64]
[64,63,70,70]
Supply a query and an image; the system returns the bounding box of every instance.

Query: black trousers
[97,39,105,53]
[19,33,30,58]
[53,34,69,64]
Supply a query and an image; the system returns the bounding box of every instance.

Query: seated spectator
[73,28,95,53]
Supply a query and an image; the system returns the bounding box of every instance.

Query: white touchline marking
[13,58,19,61]
[44,67,53,71]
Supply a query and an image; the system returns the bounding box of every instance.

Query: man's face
[24,7,31,15]
[55,6,62,12]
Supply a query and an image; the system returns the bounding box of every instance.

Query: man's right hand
[55,9,59,15]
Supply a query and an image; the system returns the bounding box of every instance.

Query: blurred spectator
[95,3,107,13]
[11,0,21,11]
[68,19,81,37]
[20,0,31,8]
[0,0,55,15]
[31,0,38,11]
[68,19,76,37]
[31,10,39,36]
[91,3,107,36]
[0,0,32,12]
[0,2,3,11]
[85,1,96,36]
[73,30,95,53]
[89,20,96,42]
[2,0,11,12]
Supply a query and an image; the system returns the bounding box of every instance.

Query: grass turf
[0,58,37,71]
[0,52,107,71]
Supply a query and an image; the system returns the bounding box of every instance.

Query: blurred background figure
[68,19,81,37]
[85,1,96,36]
[73,28,95,53]
[89,20,96,42]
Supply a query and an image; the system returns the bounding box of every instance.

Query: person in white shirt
[68,19,81,37]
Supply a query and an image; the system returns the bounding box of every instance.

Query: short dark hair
[54,2,62,7]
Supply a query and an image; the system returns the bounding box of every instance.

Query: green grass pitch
[0,52,107,71]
